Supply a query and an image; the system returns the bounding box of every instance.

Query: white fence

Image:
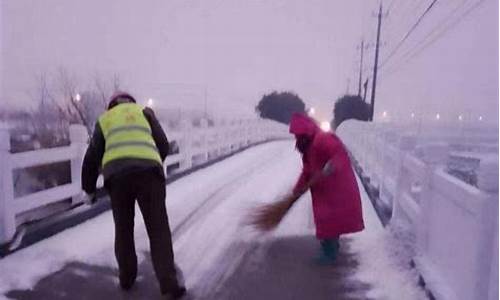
[0,118,289,245]
[337,120,498,300]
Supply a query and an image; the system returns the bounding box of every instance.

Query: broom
[248,161,333,231]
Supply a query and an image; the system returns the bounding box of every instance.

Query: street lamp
[458,115,463,121]
[436,113,440,120]
[411,112,415,119]
[147,98,154,107]
[382,111,387,118]
[308,107,316,116]
[320,121,331,132]
[479,116,483,121]
[75,93,81,102]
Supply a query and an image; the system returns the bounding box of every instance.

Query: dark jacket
[82,106,170,194]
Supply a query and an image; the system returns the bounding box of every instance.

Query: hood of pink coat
[289,113,319,137]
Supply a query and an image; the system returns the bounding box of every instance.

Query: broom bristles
[247,194,299,231]
[247,173,318,231]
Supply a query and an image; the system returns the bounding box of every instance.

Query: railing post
[230,120,237,152]
[69,125,89,204]
[477,156,499,194]
[214,119,223,155]
[476,156,499,300]
[213,119,221,156]
[394,134,416,184]
[0,128,15,244]
[224,119,232,154]
[244,119,251,146]
[416,143,449,254]
[211,119,220,158]
[252,119,257,144]
[180,120,193,171]
[199,118,209,163]
[391,135,416,222]
[238,119,245,148]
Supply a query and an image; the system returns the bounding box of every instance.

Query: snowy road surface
[0,141,426,300]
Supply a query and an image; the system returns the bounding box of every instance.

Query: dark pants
[107,169,180,294]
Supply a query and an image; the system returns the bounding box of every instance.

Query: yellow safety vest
[98,103,162,167]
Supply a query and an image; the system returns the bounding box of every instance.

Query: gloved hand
[77,192,96,205]
[322,160,334,176]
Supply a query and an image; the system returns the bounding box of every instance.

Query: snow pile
[349,176,427,300]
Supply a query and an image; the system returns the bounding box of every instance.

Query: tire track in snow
[173,142,302,298]
[171,142,288,241]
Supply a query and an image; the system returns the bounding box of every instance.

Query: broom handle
[289,160,334,207]
[287,173,321,208]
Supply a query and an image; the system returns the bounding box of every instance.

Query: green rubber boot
[313,238,339,265]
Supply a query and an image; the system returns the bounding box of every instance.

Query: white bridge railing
[0,118,289,245]
[337,119,498,300]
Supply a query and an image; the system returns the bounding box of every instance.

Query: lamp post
[320,121,331,132]
[308,107,316,116]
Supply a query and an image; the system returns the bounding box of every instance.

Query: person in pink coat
[290,113,364,264]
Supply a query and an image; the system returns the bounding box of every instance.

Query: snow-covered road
[0,141,426,300]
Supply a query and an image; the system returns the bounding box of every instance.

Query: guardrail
[337,119,498,300]
[0,118,289,245]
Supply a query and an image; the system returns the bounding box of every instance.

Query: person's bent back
[81,92,186,299]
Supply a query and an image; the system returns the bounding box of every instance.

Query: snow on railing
[337,119,498,300]
[0,118,289,245]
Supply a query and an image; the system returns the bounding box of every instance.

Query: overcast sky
[1,0,498,122]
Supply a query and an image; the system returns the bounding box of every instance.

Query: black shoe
[163,286,187,299]
[119,279,135,291]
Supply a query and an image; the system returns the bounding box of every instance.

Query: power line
[414,0,431,12]
[402,0,484,63]
[379,0,471,76]
[386,0,426,36]
[379,0,471,77]
[392,0,418,20]
[394,0,471,61]
[384,0,412,39]
[380,0,485,78]
[387,0,399,12]
[379,0,438,69]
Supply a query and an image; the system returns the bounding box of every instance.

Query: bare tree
[93,72,122,111]
[55,67,92,136]
[54,67,122,137]
[26,68,123,148]
[28,72,71,148]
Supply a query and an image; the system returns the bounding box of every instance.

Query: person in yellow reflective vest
[81,92,186,299]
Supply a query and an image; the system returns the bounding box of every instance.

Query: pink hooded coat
[290,114,364,239]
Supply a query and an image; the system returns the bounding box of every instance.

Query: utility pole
[203,87,208,117]
[370,3,383,121]
[357,39,365,96]
[363,78,369,102]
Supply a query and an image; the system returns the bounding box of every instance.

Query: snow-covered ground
[0,140,426,299]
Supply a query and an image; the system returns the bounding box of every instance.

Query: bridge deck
[0,141,426,300]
